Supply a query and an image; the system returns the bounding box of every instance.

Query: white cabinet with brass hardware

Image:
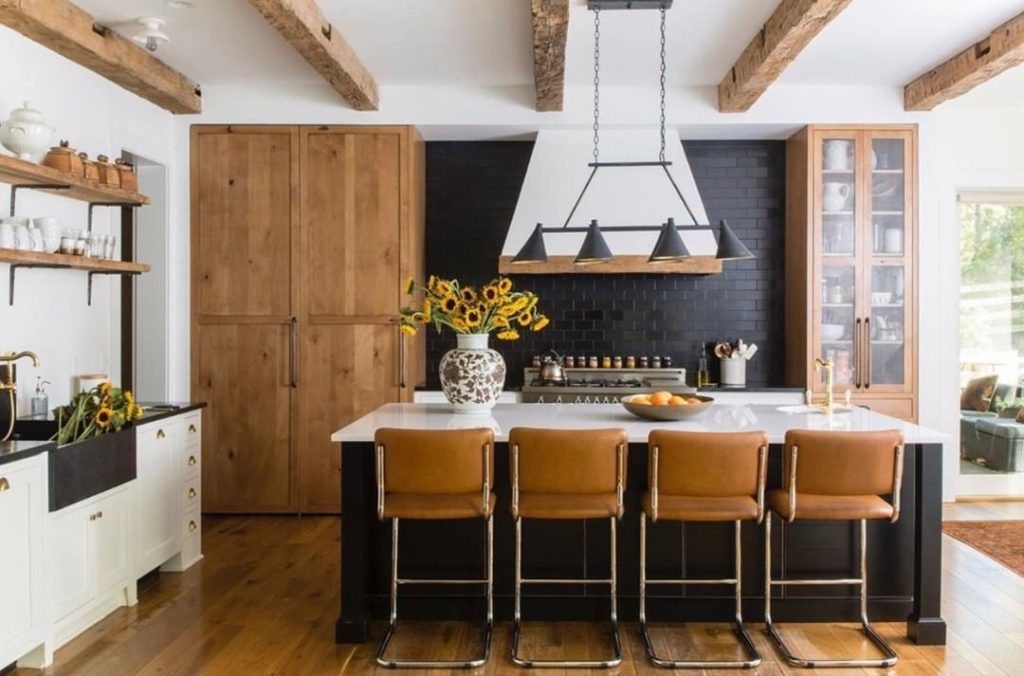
[0,454,47,670]
[49,484,132,649]
[155,410,204,573]
[134,419,181,577]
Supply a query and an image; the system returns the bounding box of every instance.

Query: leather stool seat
[518,492,619,519]
[383,492,497,520]
[767,490,894,521]
[643,491,759,522]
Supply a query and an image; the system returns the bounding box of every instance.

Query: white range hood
[499,129,722,273]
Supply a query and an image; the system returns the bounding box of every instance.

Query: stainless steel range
[520,367,691,404]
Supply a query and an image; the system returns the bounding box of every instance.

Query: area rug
[943,520,1024,577]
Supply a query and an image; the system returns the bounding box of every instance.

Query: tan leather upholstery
[643,492,759,522]
[778,429,904,522]
[645,430,768,523]
[375,428,495,520]
[767,490,893,521]
[509,427,628,520]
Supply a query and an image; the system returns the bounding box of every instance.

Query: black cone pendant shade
[574,219,614,265]
[715,219,755,260]
[648,217,691,262]
[512,223,548,264]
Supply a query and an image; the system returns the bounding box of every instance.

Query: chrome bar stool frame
[510,436,626,669]
[639,438,767,669]
[763,436,904,669]
[374,435,494,669]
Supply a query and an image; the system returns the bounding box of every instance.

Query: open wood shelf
[0,154,149,206]
[0,248,149,273]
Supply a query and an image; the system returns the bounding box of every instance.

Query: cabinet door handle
[90,513,96,521]
[289,317,298,388]
[187,487,197,499]
[0,477,9,492]
[188,455,197,466]
[188,520,197,532]
[854,318,862,388]
[97,511,103,519]
[156,429,166,439]
[864,316,871,389]
[398,332,406,389]
[188,424,197,434]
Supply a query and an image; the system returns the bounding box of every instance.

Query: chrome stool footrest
[377,621,493,669]
[764,514,899,668]
[640,620,761,669]
[511,620,622,669]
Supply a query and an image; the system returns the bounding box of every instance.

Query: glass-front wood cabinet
[786,126,917,421]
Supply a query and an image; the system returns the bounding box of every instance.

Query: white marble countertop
[331,403,947,444]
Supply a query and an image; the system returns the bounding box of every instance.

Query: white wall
[0,25,176,413]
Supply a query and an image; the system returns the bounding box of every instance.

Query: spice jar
[613,356,623,369]
[563,355,575,369]
[652,355,662,369]
[532,354,542,368]
[625,355,636,369]
[663,355,673,368]
[601,356,611,369]
[588,356,598,368]
[639,355,649,369]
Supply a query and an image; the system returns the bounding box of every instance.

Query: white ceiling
[69,0,1024,105]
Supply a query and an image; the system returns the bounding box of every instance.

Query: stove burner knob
[537,395,545,404]
[555,395,563,404]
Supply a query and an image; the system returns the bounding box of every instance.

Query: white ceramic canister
[0,101,54,160]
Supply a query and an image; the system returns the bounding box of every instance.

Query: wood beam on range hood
[904,10,1024,111]
[248,0,378,111]
[498,254,722,275]
[532,0,570,112]
[718,0,853,113]
[0,0,201,114]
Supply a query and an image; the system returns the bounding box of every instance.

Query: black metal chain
[658,7,667,163]
[592,6,601,163]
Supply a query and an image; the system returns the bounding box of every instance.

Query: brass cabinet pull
[0,477,9,492]
[854,318,862,389]
[89,514,95,521]
[188,424,197,434]
[188,520,197,532]
[399,332,406,389]
[188,455,197,466]
[187,487,197,499]
[289,317,298,388]
[97,511,103,519]
[157,429,166,439]
[863,317,871,389]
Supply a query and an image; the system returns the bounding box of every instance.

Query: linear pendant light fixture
[511,0,754,267]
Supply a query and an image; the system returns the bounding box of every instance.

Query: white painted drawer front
[183,509,200,540]
[183,414,201,448]
[183,447,201,479]
[0,458,43,653]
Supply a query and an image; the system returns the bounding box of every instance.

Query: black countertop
[135,402,207,424]
[0,439,56,467]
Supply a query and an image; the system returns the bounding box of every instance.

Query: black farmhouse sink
[12,419,136,512]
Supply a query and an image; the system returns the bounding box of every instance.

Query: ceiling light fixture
[512,0,754,266]
[133,17,169,52]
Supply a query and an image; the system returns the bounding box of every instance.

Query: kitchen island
[331,403,947,646]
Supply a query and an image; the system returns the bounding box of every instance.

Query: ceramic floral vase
[439,333,506,414]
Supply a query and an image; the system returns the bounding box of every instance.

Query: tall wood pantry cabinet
[191,125,425,513]
[785,125,918,421]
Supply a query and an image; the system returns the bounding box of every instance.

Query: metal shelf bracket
[87,202,137,232]
[87,269,142,306]
[8,263,71,305]
[9,184,71,217]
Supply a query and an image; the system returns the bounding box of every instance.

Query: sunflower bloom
[427,275,438,291]
[498,278,513,294]
[465,309,482,328]
[461,287,477,303]
[497,329,520,341]
[99,381,112,396]
[498,303,519,317]
[440,296,459,313]
[436,280,454,296]
[532,315,550,331]
[493,315,510,328]
[411,312,428,323]
[94,406,113,429]
[399,323,417,336]
[517,311,533,327]
[422,299,433,322]
[482,285,499,303]
[404,277,415,295]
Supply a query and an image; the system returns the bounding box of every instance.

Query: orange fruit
[649,391,673,406]
[686,397,702,405]
[669,395,688,405]
[631,395,651,405]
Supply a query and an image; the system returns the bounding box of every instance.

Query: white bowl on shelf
[871,292,893,305]
[821,324,845,341]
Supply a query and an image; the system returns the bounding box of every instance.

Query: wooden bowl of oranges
[621,391,714,421]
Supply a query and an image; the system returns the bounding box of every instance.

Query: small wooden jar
[114,158,138,192]
[79,153,100,182]
[95,155,121,188]
[42,140,84,175]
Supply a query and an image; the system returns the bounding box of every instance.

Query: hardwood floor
[12,504,1024,675]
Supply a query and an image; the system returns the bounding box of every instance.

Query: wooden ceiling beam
[718,0,852,113]
[0,0,201,114]
[247,0,378,111]
[905,11,1024,111]
[532,0,569,112]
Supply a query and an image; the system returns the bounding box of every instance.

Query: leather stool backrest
[509,427,628,495]
[375,428,494,494]
[783,429,903,497]
[648,430,768,497]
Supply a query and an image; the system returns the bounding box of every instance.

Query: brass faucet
[813,357,836,414]
[0,351,40,390]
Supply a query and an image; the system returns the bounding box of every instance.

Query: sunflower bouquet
[399,276,549,341]
[54,381,145,445]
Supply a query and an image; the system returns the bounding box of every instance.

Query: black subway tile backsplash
[424,140,786,389]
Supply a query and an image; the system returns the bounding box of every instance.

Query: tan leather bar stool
[764,429,904,669]
[374,428,495,669]
[509,427,628,669]
[640,430,768,669]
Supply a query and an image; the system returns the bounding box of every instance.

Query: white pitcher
[822,182,851,213]
[823,140,851,171]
